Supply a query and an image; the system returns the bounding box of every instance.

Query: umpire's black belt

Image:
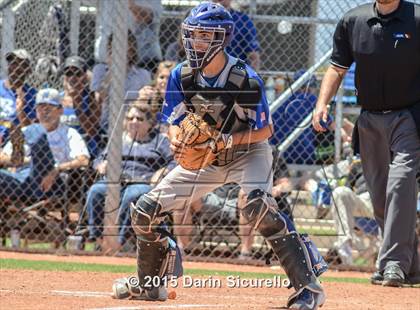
[363,109,396,114]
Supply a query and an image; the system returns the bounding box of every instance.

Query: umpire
[313,0,420,287]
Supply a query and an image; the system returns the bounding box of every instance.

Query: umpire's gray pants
[145,141,273,220]
[358,109,420,275]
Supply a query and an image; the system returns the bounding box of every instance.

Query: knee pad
[130,195,163,241]
[241,189,295,238]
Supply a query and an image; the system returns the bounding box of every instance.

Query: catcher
[112,2,327,309]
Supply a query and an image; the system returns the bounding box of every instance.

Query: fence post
[70,0,81,56]
[1,7,15,78]
[102,0,128,253]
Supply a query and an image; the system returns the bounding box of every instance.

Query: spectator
[0,88,90,202]
[271,146,294,220]
[86,103,174,248]
[0,49,37,145]
[325,158,377,266]
[212,0,261,70]
[137,61,176,118]
[92,30,152,135]
[269,70,320,164]
[61,56,101,157]
[164,10,190,64]
[303,119,357,219]
[128,0,163,72]
[173,183,239,252]
[164,33,185,64]
[95,0,162,73]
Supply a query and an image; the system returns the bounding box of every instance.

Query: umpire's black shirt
[331,0,420,111]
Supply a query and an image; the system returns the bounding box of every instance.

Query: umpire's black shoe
[370,270,383,285]
[407,273,420,286]
[382,266,405,287]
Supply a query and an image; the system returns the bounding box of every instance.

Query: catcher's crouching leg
[112,196,183,301]
[241,189,327,309]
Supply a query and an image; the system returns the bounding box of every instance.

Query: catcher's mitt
[176,113,218,170]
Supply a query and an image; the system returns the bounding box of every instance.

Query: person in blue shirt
[212,0,261,70]
[0,49,37,145]
[111,3,326,309]
[270,70,319,164]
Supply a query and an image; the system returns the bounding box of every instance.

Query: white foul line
[88,305,221,310]
[51,290,112,298]
[50,290,222,309]
[0,289,12,293]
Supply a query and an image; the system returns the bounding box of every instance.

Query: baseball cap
[5,49,32,64]
[35,88,62,107]
[64,55,87,72]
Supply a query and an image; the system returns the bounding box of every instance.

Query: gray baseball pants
[358,109,420,276]
[145,141,273,218]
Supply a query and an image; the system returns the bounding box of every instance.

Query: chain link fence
[0,0,419,271]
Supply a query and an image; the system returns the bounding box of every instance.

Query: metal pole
[1,7,15,78]
[162,10,338,25]
[278,113,312,155]
[249,0,257,15]
[94,0,113,63]
[70,0,81,55]
[95,0,102,45]
[102,0,128,253]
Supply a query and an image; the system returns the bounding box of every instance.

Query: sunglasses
[126,115,145,122]
[64,69,84,77]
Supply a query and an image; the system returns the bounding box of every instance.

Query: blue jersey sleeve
[246,66,271,129]
[160,63,186,126]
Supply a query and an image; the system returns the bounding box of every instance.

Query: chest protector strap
[180,60,253,166]
[180,60,247,103]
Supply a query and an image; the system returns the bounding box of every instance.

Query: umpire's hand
[312,103,329,132]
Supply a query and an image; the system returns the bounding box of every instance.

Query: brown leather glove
[176,113,218,170]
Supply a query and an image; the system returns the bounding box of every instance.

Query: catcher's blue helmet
[182,2,234,69]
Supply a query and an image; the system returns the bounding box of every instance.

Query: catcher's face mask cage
[182,24,228,69]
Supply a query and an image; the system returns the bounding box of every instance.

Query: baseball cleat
[370,271,383,285]
[382,266,405,287]
[287,286,325,310]
[112,276,167,301]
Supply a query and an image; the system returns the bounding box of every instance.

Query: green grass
[353,257,370,267]
[0,258,370,284]
[2,239,96,251]
[3,238,53,249]
[0,258,136,273]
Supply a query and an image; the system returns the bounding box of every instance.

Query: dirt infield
[1,251,419,310]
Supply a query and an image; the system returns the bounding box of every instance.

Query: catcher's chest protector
[180,61,253,166]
